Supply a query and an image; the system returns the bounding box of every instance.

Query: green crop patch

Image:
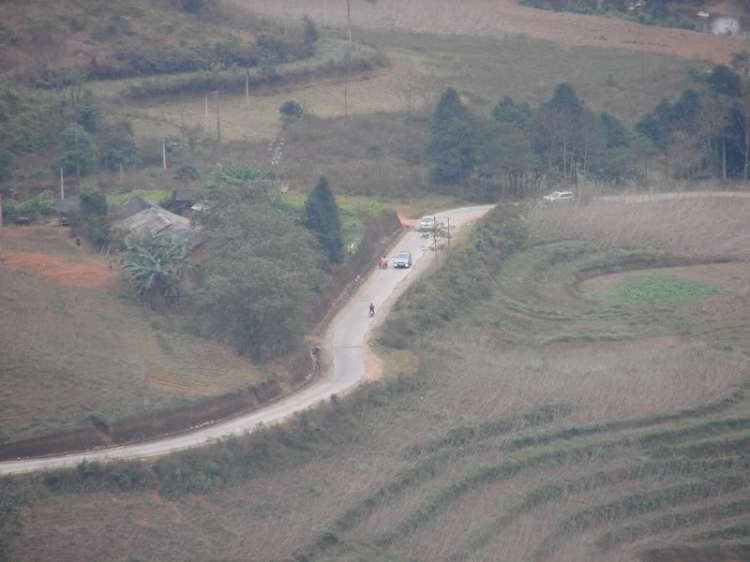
[592,275,720,305]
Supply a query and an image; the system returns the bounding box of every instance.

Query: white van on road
[419,216,437,231]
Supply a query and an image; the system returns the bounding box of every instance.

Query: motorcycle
[369,306,375,317]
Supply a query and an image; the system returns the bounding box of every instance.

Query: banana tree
[122,230,189,311]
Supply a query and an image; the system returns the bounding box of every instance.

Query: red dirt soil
[0,252,115,287]
[397,213,420,229]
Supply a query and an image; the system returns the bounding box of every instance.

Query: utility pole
[214,91,222,161]
[0,193,3,228]
[433,224,438,264]
[447,217,450,253]
[73,124,81,182]
[205,94,210,131]
[119,162,124,184]
[60,167,65,200]
[347,0,352,43]
[162,137,167,170]
[344,75,348,119]
[245,68,250,105]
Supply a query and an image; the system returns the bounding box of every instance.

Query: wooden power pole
[214,91,222,161]
[347,0,352,43]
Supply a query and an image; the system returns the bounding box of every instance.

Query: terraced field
[7,198,750,562]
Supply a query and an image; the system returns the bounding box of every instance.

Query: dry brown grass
[241,0,739,63]
[418,335,746,426]
[530,196,750,261]
[10,197,750,562]
[0,227,263,441]
[12,335,747,561]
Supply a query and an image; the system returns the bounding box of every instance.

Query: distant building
[172,188,208,214]
[114,197,206,253]
[117,195,154,220]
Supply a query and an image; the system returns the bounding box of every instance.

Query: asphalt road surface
[0,204,494,475]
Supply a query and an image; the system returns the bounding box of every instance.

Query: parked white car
[393,250,413,268]
[419,216,437,231]
[542,191,575,203]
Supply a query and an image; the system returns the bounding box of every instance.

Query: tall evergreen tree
[429,88,477,186]
[636,89,701,149]
[493,96,533,130]
[546,82,584,117]
[305,176,345,264]
[707,65,741,98]
[599,112,630,149]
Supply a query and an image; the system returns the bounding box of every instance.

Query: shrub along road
[0,205,494,475]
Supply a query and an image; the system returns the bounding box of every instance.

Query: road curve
[0,205,494,475]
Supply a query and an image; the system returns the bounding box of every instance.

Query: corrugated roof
[115,206,205,251]
[118,195,154,220]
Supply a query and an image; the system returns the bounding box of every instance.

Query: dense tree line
[0,81,142,186]
[428,61,750,198]
[30,16,320,86]
[196,166,326,361]
[427,83,643,198]
[521,0,703,32]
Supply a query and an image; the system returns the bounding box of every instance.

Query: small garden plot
[589,274,720,306]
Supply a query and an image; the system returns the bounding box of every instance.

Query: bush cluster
[29,22,321,86]
[381,205,528,349]
[519,0,698,30]
[1,192,56,223]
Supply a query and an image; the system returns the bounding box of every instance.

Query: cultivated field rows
[10,197,750,562]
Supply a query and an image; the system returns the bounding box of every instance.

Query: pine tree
[305,176,345,264]
[429,88,477,186]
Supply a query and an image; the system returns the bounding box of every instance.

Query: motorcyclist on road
[369,303,375,316]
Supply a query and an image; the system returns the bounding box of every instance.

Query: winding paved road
[0,205,494,475]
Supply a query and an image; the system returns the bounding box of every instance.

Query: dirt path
[250,0,744,63]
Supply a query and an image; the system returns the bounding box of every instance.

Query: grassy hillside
[4,196,750,562]
[0,0,260,81]
[0,226,265,441]
[1,0,707,207]
[209,29,705,198]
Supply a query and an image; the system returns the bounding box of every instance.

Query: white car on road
[542,191,574,203]
[393,250,413,268]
